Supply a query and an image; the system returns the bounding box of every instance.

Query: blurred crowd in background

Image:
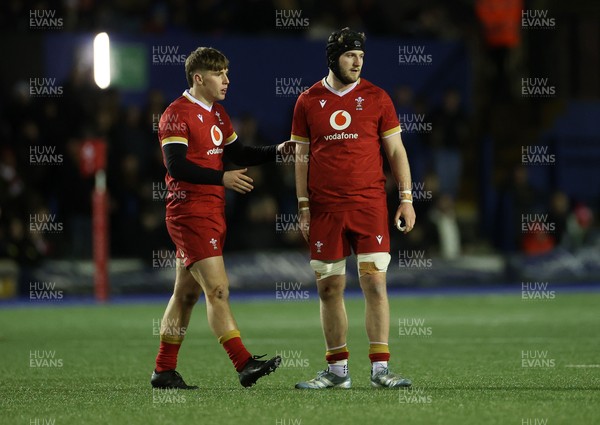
[0,0,598,268]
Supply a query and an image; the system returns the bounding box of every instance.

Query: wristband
[298,197,310,210]
[400,191,413,203]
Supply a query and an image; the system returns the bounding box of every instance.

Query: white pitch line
[564,365,600,368]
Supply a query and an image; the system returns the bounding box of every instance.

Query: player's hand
[276,140,297,156]
[299,208,310,243]
[223,168,254,194]
[394,203,416,234]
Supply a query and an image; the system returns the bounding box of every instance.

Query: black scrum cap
[326,27,366,80]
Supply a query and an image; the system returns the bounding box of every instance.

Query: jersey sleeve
[290,93,310,144]
[378,91,401,139]
[159,105,190,147]
[220,108,238,146]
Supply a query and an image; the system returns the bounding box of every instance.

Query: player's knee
[310,259,346,281]
[317,281,345,301]
[360,278,387,301]
[357,253,391,278]
[206,284,229,303]
[174,277,201,306]
[176,291,200,307]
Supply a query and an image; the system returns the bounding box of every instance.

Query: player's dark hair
[185,47,229,88]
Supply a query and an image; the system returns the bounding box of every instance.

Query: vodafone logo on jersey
[207,125,224,155]
[210,125,223,146]
[329,110,352,130]
[324,110,358,141]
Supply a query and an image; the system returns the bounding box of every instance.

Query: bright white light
[93,32,110,89]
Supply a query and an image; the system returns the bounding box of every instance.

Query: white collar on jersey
[322,77,360,97]
[182,89,213,112]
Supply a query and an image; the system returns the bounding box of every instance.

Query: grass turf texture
[1,292,598,425]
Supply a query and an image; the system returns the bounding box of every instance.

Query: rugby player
[151,47,289,389]
[291,28,415,389]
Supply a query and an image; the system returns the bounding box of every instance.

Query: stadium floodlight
[93,32,110,89]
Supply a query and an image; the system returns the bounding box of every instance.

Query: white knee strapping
[310,259,346,280]
[357,252,391,276]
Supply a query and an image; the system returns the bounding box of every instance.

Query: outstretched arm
[223,141,277,166]
[163,143,254,194]
[224,140,296,166]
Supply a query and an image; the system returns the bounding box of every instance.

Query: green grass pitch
[1,291,599,424]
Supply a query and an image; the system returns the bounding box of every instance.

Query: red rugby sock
[219,330,252,372]
[155,341,182,372]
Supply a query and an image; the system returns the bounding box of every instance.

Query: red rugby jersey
[290,78,401,212]
[158,90,237,216]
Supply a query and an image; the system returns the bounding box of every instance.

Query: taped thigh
[357,252,391,277]
[310,258,346,280]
